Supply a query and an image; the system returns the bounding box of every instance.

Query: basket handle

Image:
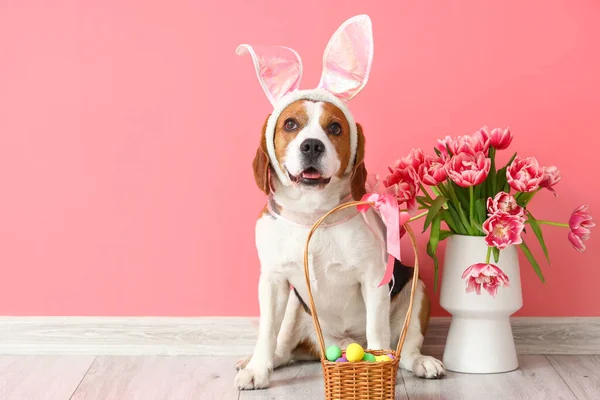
[302,200,420,359]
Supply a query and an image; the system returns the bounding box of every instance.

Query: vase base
[442,316,519,374]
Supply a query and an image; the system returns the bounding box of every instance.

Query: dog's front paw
[412,355,445,379]
[235,367,270,390]
[235,355,251,371]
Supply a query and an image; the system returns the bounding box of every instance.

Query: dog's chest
[258,213,382,299]
[256,213,378,273]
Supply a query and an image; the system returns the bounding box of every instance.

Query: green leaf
[527,211,551,265]
[441,211,459,233]
[422,196,448,232]
[447,204,467,234]
[473,223,485,235]
[439,230,453,241]
[475,198,487,225]
[520,240,546,283]
[516,192,535,207]
[427,214,443,292]
[496,152,517,195]
[496,166,508,195]
[492,247,500,263]
[453,183,470,209]
[416,197,431,208]
[474,184,482,203]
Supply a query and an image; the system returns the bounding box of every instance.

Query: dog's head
[252,100,367,200]
[238,14,373,201]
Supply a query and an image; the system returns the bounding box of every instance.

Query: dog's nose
[300,139,325,159]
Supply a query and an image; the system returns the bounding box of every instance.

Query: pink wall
[0,1,598,317]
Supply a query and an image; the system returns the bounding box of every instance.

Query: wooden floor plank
[239,361,324,400]
[70,355,239,400]
[402,355,576,400]
[7,354,595,399]
[547,355,600,400]
[0,355,94,400]
[239,360,409,400]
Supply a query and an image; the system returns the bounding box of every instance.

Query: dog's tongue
[301,170,322,179]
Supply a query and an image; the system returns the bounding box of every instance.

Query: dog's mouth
[289,168,331,186]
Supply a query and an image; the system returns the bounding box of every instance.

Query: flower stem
[409,211,429,222]
[486,246,492,264]
[489,148,497,194]
[536,220,569,228]
[447,183,473,235]
[469,186,474,224]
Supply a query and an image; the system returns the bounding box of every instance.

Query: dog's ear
[252,115,272,195]
[350,123,368,200]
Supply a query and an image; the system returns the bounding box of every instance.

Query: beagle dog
[234,15,444,390]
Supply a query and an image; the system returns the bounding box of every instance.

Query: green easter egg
[326,345,342,361]
[362,353,376,362]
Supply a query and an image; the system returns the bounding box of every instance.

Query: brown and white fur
[235,99,445,390]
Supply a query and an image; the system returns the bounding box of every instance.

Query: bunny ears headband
[236,14,374,185]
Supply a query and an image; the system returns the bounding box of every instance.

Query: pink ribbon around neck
[358,192,411,288]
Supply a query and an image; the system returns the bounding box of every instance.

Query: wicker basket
[302,200,420,400]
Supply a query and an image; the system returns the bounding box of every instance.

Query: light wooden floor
[0,355,598,400]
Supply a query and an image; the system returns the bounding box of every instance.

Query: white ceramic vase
[439,235,523,374]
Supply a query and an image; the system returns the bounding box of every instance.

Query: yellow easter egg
[345,343,365,362]
[375,355,392,362]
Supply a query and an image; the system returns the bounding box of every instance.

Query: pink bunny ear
[318,15,374,102]
[236,44,303,106]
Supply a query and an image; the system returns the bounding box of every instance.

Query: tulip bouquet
[373,126,594,296]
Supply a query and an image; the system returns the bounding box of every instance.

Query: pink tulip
[453,127,491,156]
[486,192,525,219]
[435,135,458,158]
[418,156,448,186]
[389,148,425,172]
[490,127,512,150]
[506,156,543,193]
[483,212,525,249]
[462,263,510,297]
[568,205,595,252]
[539,166,561,195]
[383,166,420,213]
[474,126,492,152]
[445,152,491,188]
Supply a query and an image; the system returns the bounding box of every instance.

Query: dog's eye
[284,119,298,131]
[328,122,342,136]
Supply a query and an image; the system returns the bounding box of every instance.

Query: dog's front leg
[360,266,391,350]
[235,273,290,390]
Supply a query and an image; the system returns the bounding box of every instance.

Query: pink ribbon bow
[358,192,411,287]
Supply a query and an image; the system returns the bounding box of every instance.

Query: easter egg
[345,343,365,362]
[386,353,395,360]
[375,355,393,362]
[335,356,348,362]
[362,353,376,362]
[326,345,342,361]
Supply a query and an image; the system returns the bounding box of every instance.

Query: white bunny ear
[236,44,303,106]
[318,14,374,102]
